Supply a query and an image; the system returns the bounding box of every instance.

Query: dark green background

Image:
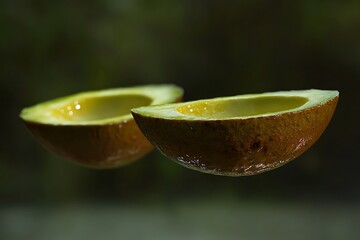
[1,1,359,239]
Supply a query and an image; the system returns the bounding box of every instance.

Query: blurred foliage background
[1,0,359,239]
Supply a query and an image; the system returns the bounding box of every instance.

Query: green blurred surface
[1,0,359,239]
[2,198,360,240]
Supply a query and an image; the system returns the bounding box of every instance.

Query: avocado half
[132,89,339,176]
[20,85,183,168]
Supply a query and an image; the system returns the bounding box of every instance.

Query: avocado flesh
[20,85,183,168]
[177,96,309,119]
[132,89,339,176]
[21,85,182,125]
[50,94,152,123]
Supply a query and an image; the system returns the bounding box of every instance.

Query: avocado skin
[132,97,338,176]
[23,119,153,168]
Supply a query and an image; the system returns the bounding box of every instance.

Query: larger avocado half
[20,85,183,168]
[131,89,339,176]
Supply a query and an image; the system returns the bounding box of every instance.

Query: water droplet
[244,166,252,171]
[255,163,265,169]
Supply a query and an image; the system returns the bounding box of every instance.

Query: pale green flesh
[52,94,152,123]
[177,96,308,119]
[132,89,339,120]
[20,85,183,125]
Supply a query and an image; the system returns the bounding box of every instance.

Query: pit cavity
[51,94,152,122]
[177,96,308,119]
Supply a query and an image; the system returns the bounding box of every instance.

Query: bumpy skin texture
[23,119,153,168]
[132,97,338,176]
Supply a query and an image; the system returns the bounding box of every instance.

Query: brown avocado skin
[132,97,338,176]
[23,119,153,168]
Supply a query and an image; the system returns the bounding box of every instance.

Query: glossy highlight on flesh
[51,94,152,123]
[177,96,308,119]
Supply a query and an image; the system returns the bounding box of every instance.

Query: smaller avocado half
[132,89,339,176]
[20,85,183,168]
